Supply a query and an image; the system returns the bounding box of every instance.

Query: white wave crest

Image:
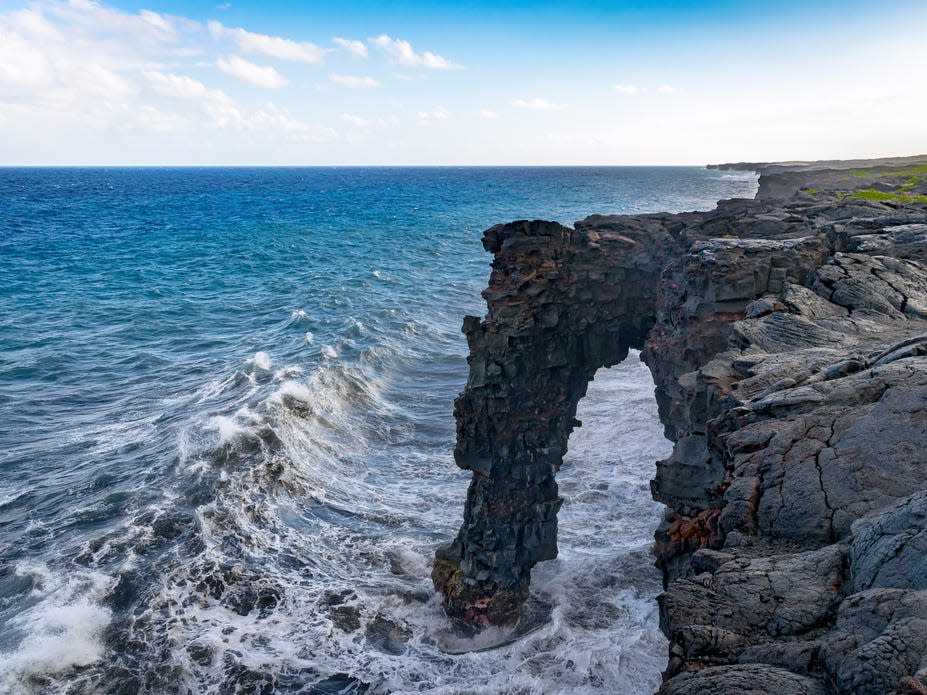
[0,564,114,691]
[251,351,272,371]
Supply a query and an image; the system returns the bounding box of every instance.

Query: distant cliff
[708,153,927,174]
[434,159,927,694]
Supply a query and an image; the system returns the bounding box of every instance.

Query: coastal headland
[434,156,927,694]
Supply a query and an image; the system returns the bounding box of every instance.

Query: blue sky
[1,0,925,164]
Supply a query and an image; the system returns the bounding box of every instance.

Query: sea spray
[0,167,757,692]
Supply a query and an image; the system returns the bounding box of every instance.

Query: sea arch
[432,217,685,625]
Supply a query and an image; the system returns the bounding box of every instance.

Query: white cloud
[48,0,183,46]
[217,55,288,88]
[145,71,211,99]
[3,0,925,165]
[138,9,173,35]
[369,34,461,69]
[144,70,335,141]
[512,98,569,111]
[145,70,243,127]
[208,20,327,63]
[340,113,394,130]
[249,103,337,141]
[136,105,187,133]
[0,25,54,87]
[69,62,135,99]
[329,73,380,88]
[0,1,341,149]
[8,6,60,39]
[341,113,371,127]
[417,106,450,125]
[0,5,137,99]
[333,37,367,58]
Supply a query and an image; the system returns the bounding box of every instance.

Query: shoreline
[434,156,927,694]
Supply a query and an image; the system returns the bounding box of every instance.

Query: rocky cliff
[433,160,927,694]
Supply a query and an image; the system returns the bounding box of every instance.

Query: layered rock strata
[433,162,927,694]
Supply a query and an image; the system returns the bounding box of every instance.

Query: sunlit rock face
[435,162,927,694]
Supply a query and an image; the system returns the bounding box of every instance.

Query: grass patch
[899,176,925,191]
[850,189,897,201]
[849,188,927,203]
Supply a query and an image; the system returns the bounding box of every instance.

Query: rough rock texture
[433,160,927,693]
[657,664,829,695]
[851,493,927,593]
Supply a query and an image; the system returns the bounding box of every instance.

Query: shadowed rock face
[434,163,927,693]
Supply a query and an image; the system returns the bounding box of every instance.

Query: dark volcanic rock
[432,216,687,625]
[851,492,927,593]
[659,543,847,670]
[818,589,927,695]
[434,159,927,693]
[657,663,828,695]
[364,616,412,655]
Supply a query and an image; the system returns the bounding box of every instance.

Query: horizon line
[0,163,730,169]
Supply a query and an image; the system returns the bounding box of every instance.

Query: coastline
[0,166,748,693]
[434,157,927,694]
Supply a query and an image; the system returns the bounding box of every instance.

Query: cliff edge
[433,159,927,694]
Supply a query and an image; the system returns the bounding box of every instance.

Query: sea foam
[0,565,114,691]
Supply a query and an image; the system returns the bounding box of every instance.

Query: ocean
[0,167,757,694]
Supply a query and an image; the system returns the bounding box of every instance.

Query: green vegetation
[849,189,927,204]
[845,167,927,204]
[899,176,925,191]
[850,189,898,201]
[801,187,819,195]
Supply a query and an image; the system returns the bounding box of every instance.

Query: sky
[1,0,926,165]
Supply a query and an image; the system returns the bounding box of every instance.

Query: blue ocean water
[0,167,757,694]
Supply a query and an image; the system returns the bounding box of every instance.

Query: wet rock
[899,676,927,695]
[324,590,361,632]
[228,584,281,616]
[364,616,412,655]
[308,673,370,694]
[187,641,214,666]
[191,561,283,617]
[220,660,275,695]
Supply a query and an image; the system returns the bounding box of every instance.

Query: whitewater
[0,167,757,693]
